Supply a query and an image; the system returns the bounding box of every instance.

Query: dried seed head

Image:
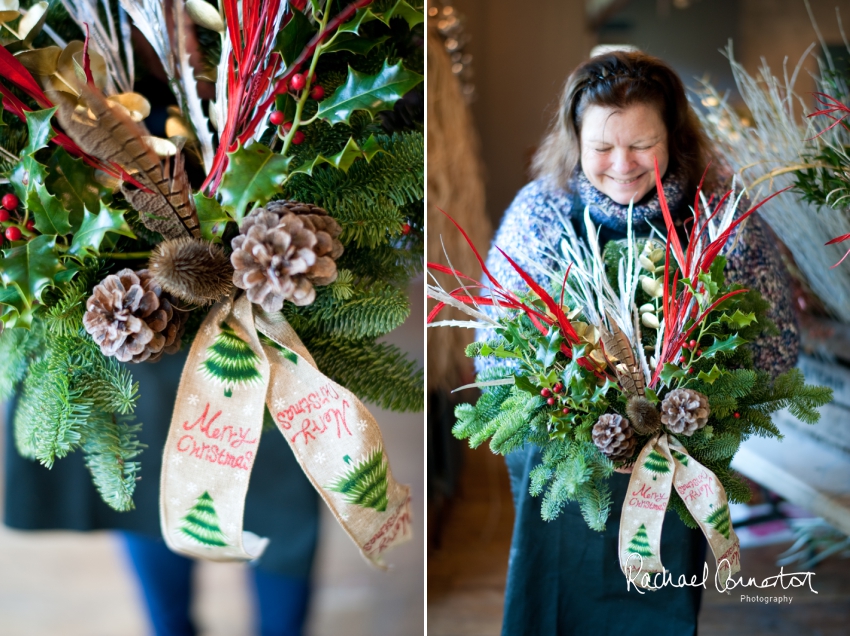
[148,237,234,306]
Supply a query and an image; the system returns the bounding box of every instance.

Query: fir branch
[282,131,423,248]
[285,279,410,339]
[0,322,44,402]
[303,334,423,412]
[79,410,144,512]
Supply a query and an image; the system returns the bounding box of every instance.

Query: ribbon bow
[160,293,412,566]
[619,433,740,588]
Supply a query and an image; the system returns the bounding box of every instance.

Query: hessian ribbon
[619,432,740,589]
[160,293,412,567]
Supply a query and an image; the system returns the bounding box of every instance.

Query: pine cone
[231,201,343,311]
[83,268,187,363]
[592,413,637,461]
[660,388,710,436]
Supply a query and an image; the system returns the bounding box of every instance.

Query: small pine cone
[660,388,710,436]
[231,201,344,311]
[83,268,187,363]
[592,413,637,461]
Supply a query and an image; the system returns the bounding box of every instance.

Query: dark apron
[3,349,319,579]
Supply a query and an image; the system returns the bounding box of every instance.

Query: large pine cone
[83,268,187,363]
[660,388,710,436]
[592,413,637,461]
[231,201,343,311]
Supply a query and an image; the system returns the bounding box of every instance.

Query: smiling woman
[475,49,800,636]
[579,103,668,205]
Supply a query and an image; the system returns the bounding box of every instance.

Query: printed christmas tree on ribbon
[181,491,229,547]
[705,503,732,540]
[642,448,671,480]
[670,448,689,466]
[626,523,654,559]
[327,447,389,512]
[199,322,262,397]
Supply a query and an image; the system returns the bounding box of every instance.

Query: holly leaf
[514,375,537,395]
[701,333,747,359]
[27,183,71,235]
[379,1,425,28]
[480,343,520,359]
[697,364,726,385]
[535,327,562,369]
[219,142,293,221]
[275,8,316,65]
[68,205,135,257]
[0,285,35,328]
[0,234,64,305]
[339,1,424,33]
[45,148,107,229]
[290,135,384,176]
[315,60,423,125]
[195,193,231,243]
[660,363,688,387]
[323,33,388,55]
[23,107,55,155]
[719,310,757,329]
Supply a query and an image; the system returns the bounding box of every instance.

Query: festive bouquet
[428,164,831,587]
[0,0,423,565]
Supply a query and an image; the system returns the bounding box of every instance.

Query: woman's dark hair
[532,50,720,196]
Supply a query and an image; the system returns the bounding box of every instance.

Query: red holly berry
[276,78,289,93]
[269,110,285,126]
[310,84,324,100]
[540,388,551,398]
[547,397,555,406]
[679,355,686,364]
[553,382,563,393]
[283,121,293,132]
[2,193,18,210]
[290,73,306,90]
[25,219,35,231]
[291,131,305,145]
[689,339,697,349]
[687,367,694,374]
[562,407,570,414]
[0,209,9,223]
[697,349,703,356]
[5,226,22,241]
[733,412,740,419]
[401,223,411,235]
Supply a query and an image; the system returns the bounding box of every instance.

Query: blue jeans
[121,532,310,636]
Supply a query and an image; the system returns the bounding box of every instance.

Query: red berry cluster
[1,193,31,242]
[269,72,326,147]
[541,383,569,414]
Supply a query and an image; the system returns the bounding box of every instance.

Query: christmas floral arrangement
[428,165,831,586]
[0,0,422,565]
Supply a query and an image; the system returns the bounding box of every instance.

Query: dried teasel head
[626,396,662,435]
[148,237,234,306]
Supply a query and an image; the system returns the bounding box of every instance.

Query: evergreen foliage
[327,447,389,511]
[0,0,424,513]
[451,248,832,533]
[303,333,422,412]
